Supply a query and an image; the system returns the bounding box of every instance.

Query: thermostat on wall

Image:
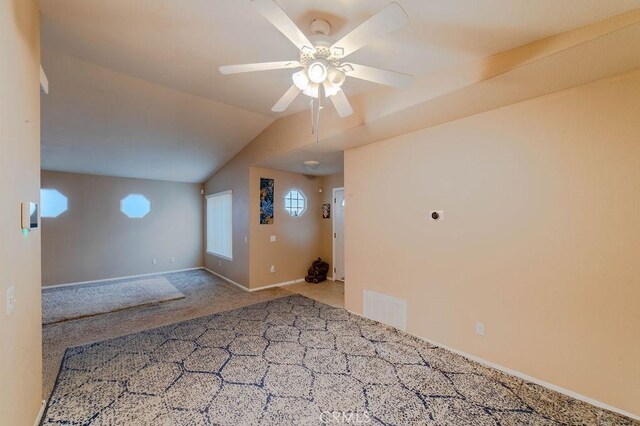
[21,202,39,232]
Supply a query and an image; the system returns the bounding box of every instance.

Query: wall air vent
[363,290,407,331]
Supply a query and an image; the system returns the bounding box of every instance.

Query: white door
[333,188,345,281]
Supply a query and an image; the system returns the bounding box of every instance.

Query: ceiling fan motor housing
[301,35,340,66]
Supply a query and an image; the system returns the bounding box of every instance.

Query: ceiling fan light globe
[308,61,328,84]
[303,82,320,98]
[327,68,346,87]
[292,70,309,90]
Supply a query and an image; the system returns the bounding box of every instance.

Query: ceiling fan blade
[219,61,301,75]
[252,0,316,53]
[329,89,354,118]
[342,63,412,88]
[272,84,301,112]
[330,2,408,59]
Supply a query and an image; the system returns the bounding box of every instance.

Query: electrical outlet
[270,235,277,242]
[6,286,16,316]
[475,322,485,336]
[170,256,175,263]
[270,265,276,274]
[219,260,222,266]
[152,258,157,265]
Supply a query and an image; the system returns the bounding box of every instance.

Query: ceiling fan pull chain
[316,95,322,143]
[310,99,315,135]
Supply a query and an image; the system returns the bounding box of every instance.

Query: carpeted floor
[42,269,291,399]
[42,276,185,324]
[41,294,636,425]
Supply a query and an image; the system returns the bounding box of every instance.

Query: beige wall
[0,0,43,423]
[319,173,344,275]
[205,163,342,289]
[201,14,640,288]
[249,167,323,289]
[41,171,203,286]
[345,71,640,416]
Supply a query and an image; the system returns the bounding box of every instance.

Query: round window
[284,189,306,216]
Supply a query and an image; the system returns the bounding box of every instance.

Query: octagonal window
[40,189,68,218]
[121,194,150,218]
[284,189,306,217]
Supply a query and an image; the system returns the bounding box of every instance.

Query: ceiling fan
[219,0,412,118]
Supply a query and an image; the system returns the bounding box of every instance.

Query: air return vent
[363,290,407,331]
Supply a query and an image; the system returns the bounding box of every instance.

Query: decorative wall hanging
[259,178,274,224]
[322,203,331,219]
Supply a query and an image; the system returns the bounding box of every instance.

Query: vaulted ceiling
[39,0,640,182]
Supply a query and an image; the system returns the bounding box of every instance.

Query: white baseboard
[34,399,46,426]
[202,268,305,293]
[203,268,250,292]
[42,267,204,289]
[347,309,639,422]
[251,278,306,291]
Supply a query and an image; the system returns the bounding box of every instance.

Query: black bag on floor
[305,257,329,283]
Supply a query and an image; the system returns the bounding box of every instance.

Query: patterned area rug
[42,276,185,325]
[42,295,636,425]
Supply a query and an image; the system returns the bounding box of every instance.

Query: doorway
[333,187,345,281]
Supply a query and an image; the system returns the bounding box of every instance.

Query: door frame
[332,187,345,282]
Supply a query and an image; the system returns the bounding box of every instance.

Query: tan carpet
[42,276,185,325]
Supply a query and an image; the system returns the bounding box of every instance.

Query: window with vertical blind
[206,190,233,260]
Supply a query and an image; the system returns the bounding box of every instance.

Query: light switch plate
[270,235,277,242]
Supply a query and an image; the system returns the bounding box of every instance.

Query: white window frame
[284,188,307,217]
[206,190,233,260]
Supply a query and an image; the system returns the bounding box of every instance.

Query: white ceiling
[40,0,640,117]
[258,146,344,177]
[39,0,640,181]
[41,50,273,183]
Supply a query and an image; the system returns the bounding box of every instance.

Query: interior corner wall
[41,171,203,286]
[0,0,43,423]
[319,173,344,275]
[204,152,251,287]
[202,104,346,288]
[249,167,323,289]
[344,71,640,416]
